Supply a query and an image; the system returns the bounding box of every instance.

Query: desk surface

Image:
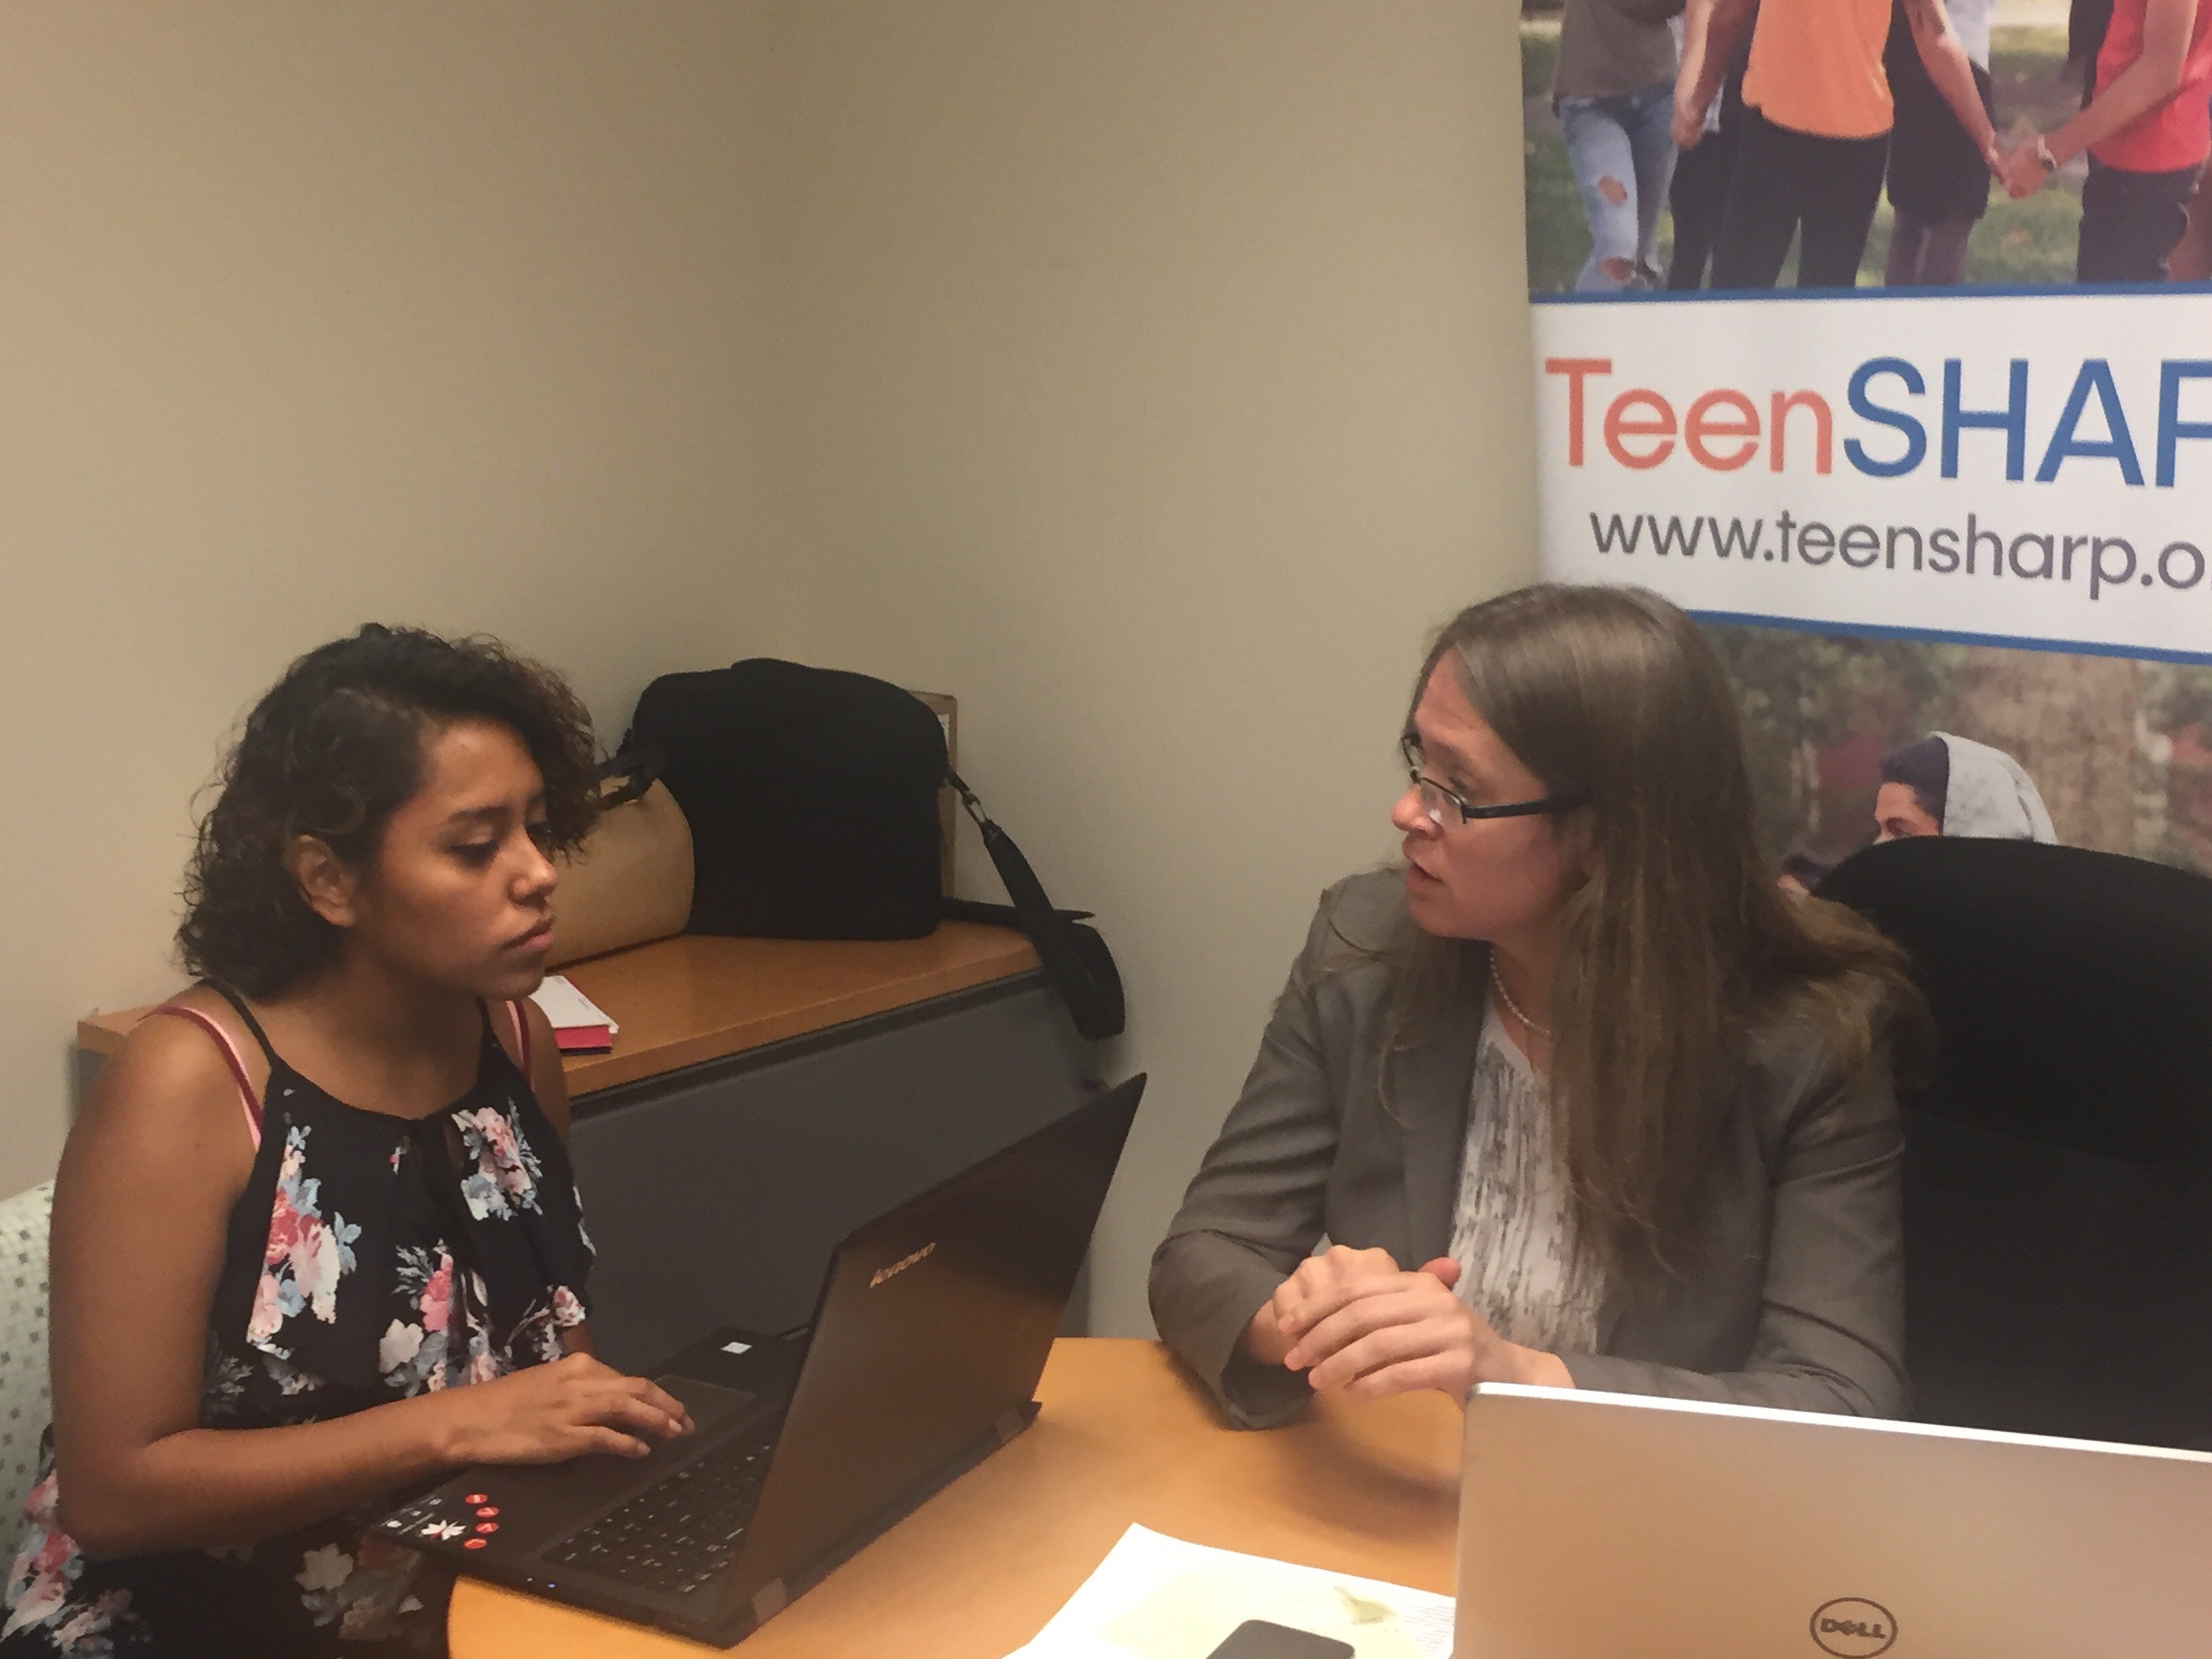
[76,924,1039,1098]
[448,1338,1461,1658]
[547,926,1038,1094]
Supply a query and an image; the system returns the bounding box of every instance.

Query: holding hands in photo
[1994,0,2205,203]
[1996,126,2061,199]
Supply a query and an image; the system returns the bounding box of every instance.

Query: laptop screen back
[1456,1382,2212,1659]
[722,1076,1143,1612]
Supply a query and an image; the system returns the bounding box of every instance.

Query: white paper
[528,974,619,1035]
[1005,1525,1453,1659]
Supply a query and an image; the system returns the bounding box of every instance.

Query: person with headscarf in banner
[1997,0,2212,283]
[1874,734,2060,844]
[1675,0,2001,289]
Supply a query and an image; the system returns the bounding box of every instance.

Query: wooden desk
[449,1339,1461,1658]
[552,926,1036,1094]
[76,924,1038,1101]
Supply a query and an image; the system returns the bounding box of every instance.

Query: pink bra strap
[146,1004,264,1150]
[507,1000,533,1088]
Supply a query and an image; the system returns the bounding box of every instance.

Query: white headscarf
[1932,732,2057,842]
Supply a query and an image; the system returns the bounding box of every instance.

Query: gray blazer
[1149,870,1907,1429]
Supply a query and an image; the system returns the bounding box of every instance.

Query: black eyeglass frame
[1399,733,1588,825]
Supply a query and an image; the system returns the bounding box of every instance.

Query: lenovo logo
[868,1242,936,1288]
[1810,1598,1898,1657]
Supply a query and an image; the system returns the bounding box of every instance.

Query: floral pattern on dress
[0,1002,594,1658]
[249,1125,362,1355]
[378,1247,459,1397]
[295,1536,428,1639]
[505,1285,591,1370]
[200,1343,258,1423]
[453,1106,544,1222]
[0,1477,127,1654]
[376,1250,541,1396]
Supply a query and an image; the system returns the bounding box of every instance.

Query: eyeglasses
[1399,733,1588,827]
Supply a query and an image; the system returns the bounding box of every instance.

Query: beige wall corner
[3,1,1540,1341]
[0,3,790,1193]
[764,1,1538,1333]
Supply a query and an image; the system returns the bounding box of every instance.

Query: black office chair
[1818,837,2212,1450]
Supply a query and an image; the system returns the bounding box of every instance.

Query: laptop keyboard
[544,1422,778,1597]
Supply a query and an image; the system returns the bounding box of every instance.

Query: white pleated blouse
[1444,1008,1607,1354]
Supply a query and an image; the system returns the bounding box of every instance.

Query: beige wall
[764,1,1538,1334]
[0,3,791,1191]
[0,1,1538,1337]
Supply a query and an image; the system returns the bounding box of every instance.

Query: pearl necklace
[1489,954,1552,1036]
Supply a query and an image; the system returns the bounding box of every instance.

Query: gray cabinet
[569,970,1096,1372]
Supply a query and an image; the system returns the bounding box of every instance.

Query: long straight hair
[1384,585,1922,1296]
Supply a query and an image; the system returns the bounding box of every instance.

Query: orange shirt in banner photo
[1741,0,1896,141]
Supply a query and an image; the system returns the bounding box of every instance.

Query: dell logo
[1810,1598,1898,1657]
[868,1242,936,1288]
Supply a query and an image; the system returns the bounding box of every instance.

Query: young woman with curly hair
[1151,586,1928,1428]
[1,627,692,1656]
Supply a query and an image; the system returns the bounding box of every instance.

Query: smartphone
[1204,1619,1357,1659]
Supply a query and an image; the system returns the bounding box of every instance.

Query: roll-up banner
[1521,0,2212,878]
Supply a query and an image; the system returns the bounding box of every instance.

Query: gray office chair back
[1819,838,2212,1450]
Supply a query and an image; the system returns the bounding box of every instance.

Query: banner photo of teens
[1524,0,2212,293]
[1519,0,2212,899]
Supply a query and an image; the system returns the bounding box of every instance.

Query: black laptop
[377,1074,1145,1645]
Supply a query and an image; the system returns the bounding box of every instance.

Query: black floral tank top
[0,989,594,1657]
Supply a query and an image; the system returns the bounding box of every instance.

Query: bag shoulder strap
[945,771,1125,1042]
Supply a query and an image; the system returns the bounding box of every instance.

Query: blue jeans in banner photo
[1559,82,1679,293]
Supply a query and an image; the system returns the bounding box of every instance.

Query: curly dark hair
[178,625,599,998]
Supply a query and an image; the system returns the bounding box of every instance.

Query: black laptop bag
[624,658,1124,1041]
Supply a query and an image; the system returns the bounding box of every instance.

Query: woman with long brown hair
[1150,584,1925,1427]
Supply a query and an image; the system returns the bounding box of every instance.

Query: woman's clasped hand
[1252,1246,1572,1401]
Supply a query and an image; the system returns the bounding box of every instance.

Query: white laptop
[1456,1382,2212,1659]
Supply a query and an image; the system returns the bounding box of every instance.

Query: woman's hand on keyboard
[431,1353,696,1465]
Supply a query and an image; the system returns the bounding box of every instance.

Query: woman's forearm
[1680,0,1714,76]
[1675,0,1715,119]
[2047,54,2191,163]
[60,1391,462,1559]
[1910,22,1999,155]
[1512,1349,1576,1389]
[2045,0,2198,163]
[1693,0,1756,114]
